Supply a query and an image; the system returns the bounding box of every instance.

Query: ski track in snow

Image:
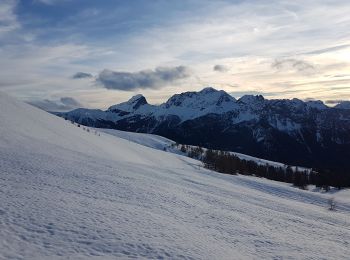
[1,92,350,259]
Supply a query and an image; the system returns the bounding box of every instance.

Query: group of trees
[202,149,311,189]
[309,169,350,190]
[176,144,349,190]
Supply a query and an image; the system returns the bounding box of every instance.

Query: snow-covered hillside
[98,128,175,151]
[99,128,310,172]
[1,92,350,259]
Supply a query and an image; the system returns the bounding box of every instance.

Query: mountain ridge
[56,88,350,173]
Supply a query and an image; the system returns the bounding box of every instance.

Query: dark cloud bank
[213,64,229,72]
[72,72,93,79]
[325,99,348,105]
[97,66,191,90]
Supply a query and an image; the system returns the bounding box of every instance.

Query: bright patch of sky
[1,0,350,109]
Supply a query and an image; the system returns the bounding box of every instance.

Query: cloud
[271,58,315,74]
[2,1,350,104]
[213,64,229,72]
[325,99,348,105]
[230,90,263,98]
[230,89,307,98]
[34,0,67,5]
[0,42,99,98]
[72,72,93,79]
[304,98,316,101]
[0,0,19,37]
[28,97,83,112]
[97,66,191,90]
[59,97,81,106]
[304,44,350,55]
[327,74,350,78]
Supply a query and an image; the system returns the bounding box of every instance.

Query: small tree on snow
[328,198,336,211]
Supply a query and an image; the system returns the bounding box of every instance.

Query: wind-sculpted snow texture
[1,92,350,259]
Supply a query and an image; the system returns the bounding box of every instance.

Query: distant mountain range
[56,87,350,173]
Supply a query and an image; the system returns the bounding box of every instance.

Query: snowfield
[1,92,350,259]
[98,128,175,152]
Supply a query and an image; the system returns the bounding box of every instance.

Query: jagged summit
[159,87,237,120]
[128,94,147,103]
[199,86,218,94]
[164,87,235,107]
[127,94,148,108]
[305,100,327,110]
[108,94,149,112]
[238,95,265,104]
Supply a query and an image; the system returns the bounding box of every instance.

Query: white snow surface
[1,92,350,259]
[98,128,175,151]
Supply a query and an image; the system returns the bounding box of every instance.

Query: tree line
[175,144,349,190]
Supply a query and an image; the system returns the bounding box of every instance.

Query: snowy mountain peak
[284,98,327,111]
[108,94,148,112]
[155,88,238,120]
[199,86,218,94]
[335,101,350,109]
[238,95,265,105]
[306,100,327,110]
[164,87,236,108]
[126,94,148,106]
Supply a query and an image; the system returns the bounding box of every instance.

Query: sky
[1,0,350,110]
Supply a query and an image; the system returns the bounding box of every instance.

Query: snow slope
[98,128,310,171]
[98,128,175,151]
[1,92,350,259]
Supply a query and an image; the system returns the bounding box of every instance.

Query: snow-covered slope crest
[99,128,175,151]
[98,128,310,172]
[1,91,350,259]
